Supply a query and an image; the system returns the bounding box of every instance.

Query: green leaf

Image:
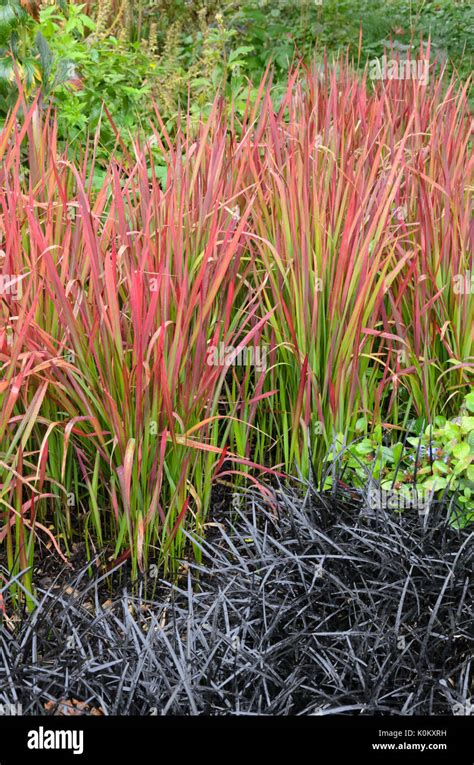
[433,459,450,475]
[354,439,374,455]
[407,436,424,447]
[453,442,470,460]
[35,31,53,83]
[228,46,255,65]
[423,476,448,491]
[465,391,474,412]
[453,457,471,476]
[0,55,14,83]
[22,58,37,88]
[79,14,96,31]
[444,421,460,439]
[381,446,395,462]
[52,58,76,89]
[392,442,403,464]
[0,5,17,31]
[57,0,69,15]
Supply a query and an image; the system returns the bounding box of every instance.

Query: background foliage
[0,0,472,159]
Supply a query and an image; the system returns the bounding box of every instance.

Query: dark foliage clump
[0,485,472,715]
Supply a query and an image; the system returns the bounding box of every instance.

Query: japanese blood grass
[242,53,473,473]
[0,53,472,595]
[0,98,275,589]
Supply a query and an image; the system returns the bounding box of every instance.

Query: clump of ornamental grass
[0,49,472,598]
[241,46,472,474]
[0,95,275,596]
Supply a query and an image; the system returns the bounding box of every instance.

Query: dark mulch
[0,484,472,715]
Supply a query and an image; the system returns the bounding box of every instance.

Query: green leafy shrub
[39,3,251,157]
[0,0,84,119]
[327,390,474,526]
[39,3,151,147]
[0,0,42,109]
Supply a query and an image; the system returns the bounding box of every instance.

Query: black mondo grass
[0,485,472,716]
